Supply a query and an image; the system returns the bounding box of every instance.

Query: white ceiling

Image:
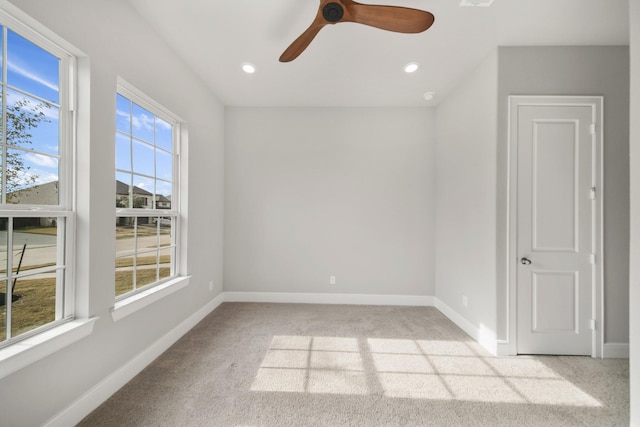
[128,0,629,107]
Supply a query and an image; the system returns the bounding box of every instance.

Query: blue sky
[5,27,174,201]
[116,94,173,199]
[4,28,60,194]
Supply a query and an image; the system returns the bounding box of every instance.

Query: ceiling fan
[279,0,435,62]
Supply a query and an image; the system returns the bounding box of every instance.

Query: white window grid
[115,80,180,300]
[0,11,75,348]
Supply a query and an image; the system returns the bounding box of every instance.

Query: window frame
[0,9,76,349]
[114,79,181,302]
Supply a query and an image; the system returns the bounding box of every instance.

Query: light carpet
[79,303,629,426]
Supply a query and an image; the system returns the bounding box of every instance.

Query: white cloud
[32,170,58,185]
[7,168,57,189]
[7,59,59,92]
[132,112,155,132]
[156,118,172,130]
[25,152,58,168]
[118,109,172,133]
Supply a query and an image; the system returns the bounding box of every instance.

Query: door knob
[520,257,532,265]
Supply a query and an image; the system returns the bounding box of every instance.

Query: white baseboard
[603,342,629,358]
[223,292,497,354]
[224,291,435,307]
[496,341,514,357]
[44,293,225,427]
[43,291,497,427]
[433,298,498,356]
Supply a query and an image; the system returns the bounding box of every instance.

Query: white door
[514,100,599,355]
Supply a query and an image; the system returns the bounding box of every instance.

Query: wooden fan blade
[344,1,434,33]
[279,0,434,62]
[279,19,327,62]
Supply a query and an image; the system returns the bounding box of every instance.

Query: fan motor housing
[323,2,344,22]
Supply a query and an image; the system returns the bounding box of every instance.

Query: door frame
[506,95,604,357]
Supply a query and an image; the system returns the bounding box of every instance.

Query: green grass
[115,267,171,296]
[116,226,171,240]
[0,262,57,275]
[17,227,58,236]
[1,266,171,341]
[0,277,56,340]
[115,255,171,268]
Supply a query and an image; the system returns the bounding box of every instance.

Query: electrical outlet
[462,295,468,307]
[209,281,214,291]
[330,276,336,285]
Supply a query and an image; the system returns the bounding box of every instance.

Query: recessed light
[242,63,256,74]
[460,0,494,6]
[423,91,436,101]
[404,62,419,73]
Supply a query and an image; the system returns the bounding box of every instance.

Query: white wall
[496,46,630,346]
[629,0,639,423]
[0,1,224,425]
[224,107,435,298]
[434,51,498,338]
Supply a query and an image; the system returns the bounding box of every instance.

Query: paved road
[0,232,171,270]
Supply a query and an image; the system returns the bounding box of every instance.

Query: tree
[4,98,51,195]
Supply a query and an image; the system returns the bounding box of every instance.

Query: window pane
[115,267,134,297]
[136,218,156,251]
[116,89,177,298]
[135,252,157,288]
[156,179,171,199]
[134,213,157,287]
[116,94,131,133]
[115,216,135,253]
[116,132,131,172]
[155,188,171,209]
[12,217,58,271]
[6,149,59,205]
[159,216,173,234]
[159,246,173,281]
[131,103,154,143]
[0,22,72,347]
[155,118,172,151]
[0,218,6,341]
[115,216,135,296]
[132,175,153,208]
[6,89,59,155]
[0,28,3,78]
[132,139,154,177]
[11,272,57,337]
[7,29,60,104]
[0,280,6,341]
[158,218,173,281]
[116,172,133,208]
[0,218,8,279]
[156,149,172,182]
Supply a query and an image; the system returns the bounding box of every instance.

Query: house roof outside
[7,181,59,205]
[9,180,165,206]
[116,180,152,196]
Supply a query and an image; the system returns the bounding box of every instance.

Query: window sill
[111,276,191,322]
[0,317,98,380]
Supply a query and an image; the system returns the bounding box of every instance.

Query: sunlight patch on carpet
[250,335,602,407]
[251,335,367,395]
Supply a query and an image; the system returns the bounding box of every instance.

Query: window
[0,20,74,347]
[115,82,179,299]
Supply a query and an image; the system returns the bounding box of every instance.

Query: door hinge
[590,123,596,135]
[590,254,596,264]
[590,187,596,200]
[590,319,597,331]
